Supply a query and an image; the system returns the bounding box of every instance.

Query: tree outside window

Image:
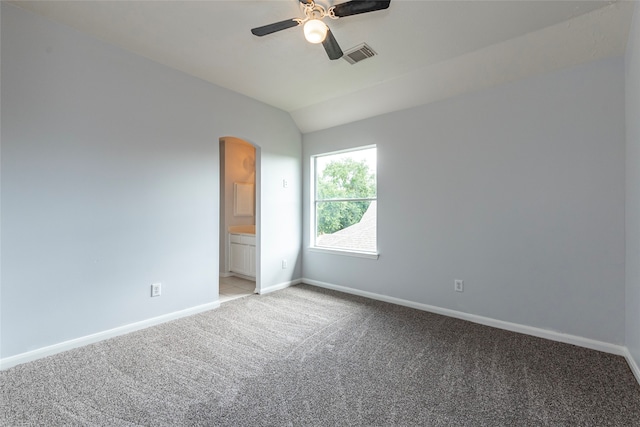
[313,147,377,253]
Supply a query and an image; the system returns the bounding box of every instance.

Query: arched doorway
[219,136,261,302]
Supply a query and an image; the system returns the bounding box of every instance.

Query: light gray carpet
[1,284,640,426]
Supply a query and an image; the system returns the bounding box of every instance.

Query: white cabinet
[248,244,256,277]
[230,242,247,274]
[229,233,256,278]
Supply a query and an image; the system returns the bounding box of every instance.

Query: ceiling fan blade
[322,28,343,60]
[332,0,391,18]
[251,19,300,37]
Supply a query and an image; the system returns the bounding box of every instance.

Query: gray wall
[303,57,626,345]
[626,2,640,367]
[1,4,302,359]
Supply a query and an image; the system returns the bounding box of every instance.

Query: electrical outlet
[151,283,162,297]
[282,259,287,269]
[454,279,464,293]
[283,179,288,188]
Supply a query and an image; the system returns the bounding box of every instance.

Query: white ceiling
[11,0,633,133]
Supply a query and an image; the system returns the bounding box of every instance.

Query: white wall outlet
[454,279,464,292]
[282,259,287,269]
[151,283,162,297]
[283,179,288,188]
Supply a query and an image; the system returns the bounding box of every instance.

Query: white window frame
[310,145,379,259]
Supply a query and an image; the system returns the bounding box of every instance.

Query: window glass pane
[316,147,376,200]
[314,146,377,253]
[316,200,377,252]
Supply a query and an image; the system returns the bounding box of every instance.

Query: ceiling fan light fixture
[303,19,327,43]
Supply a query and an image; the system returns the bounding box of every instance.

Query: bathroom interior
[219,137,257,302]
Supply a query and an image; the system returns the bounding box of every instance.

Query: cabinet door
[248,245,256,277]
[230,242,246,274]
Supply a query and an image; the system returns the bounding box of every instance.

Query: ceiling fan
[251,0,391,60]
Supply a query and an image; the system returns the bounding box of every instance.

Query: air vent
[342,43,377,65]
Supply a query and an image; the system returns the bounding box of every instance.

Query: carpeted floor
[1,284,640,426]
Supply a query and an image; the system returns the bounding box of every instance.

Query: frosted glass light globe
[304,19,327,44]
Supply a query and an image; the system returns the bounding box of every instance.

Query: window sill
[308,246,379,260]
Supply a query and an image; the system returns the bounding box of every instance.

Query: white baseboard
[302,278,626,357]
[219,272,234,278]
[623,347,640,385]
[0,301,220,371]
[259,278,302,295]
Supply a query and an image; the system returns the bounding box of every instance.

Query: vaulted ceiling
[11,0,633,133]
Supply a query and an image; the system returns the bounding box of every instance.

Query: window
[312,146,377,256]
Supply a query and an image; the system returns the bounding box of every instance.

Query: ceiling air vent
[342,43,377,65]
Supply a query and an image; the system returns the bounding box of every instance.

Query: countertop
[228,225,255,235]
